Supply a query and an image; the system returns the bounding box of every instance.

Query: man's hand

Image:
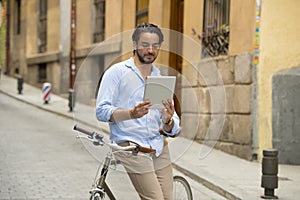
[130,100,152,119]
[109,101,152,122]
[161,99,175,124]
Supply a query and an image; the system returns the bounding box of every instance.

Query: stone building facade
[181,54,254,160]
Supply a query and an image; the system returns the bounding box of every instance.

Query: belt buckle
[132,144,139,156]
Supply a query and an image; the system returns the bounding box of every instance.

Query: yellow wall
[229,0,256,55]
[77,0,92,48]
[122,0,136,32]
[47,0,60,52]
[121,0,136,59]
[149,0,164,26]
[106,0,122,38]
[257,0,300,159]
[182,0,204,86]
[26,0,38,56]
[183,0,203,47]
[149,0,171,67]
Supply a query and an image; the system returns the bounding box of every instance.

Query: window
[93,0,105,43]
[15,0,21,34]
[38,0,47,53]
[202,0,230,57]
[136,0,149,25]
[38,63,47,83]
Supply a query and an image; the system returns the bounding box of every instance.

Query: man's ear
[133,41,137,50]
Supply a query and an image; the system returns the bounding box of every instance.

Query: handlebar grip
[73,125,93,137]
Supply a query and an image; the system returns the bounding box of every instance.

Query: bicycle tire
[90,193,111,200]
[173,175,193,200]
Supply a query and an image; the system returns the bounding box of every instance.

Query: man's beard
[137,51,157,64]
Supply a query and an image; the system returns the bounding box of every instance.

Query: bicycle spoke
[173,176,193,200]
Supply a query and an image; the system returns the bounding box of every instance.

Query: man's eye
[142,44,150,48]
[139,43,160,49]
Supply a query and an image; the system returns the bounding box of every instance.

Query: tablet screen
[143,76,176,109]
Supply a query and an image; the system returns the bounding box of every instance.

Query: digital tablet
[143,76,176,109]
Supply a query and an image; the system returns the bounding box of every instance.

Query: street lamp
[69,0,76,112]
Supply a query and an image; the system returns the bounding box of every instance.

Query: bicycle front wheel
[173,175,193,200]
[90,193,111,200]
[89,189,113,200]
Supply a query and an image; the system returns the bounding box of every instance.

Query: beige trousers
[115,144,173,200]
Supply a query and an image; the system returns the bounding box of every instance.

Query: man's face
[135,32,161,64]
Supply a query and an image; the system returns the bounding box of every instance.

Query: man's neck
[133,56,152,80]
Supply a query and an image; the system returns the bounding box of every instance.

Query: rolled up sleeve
[96,68,119,122]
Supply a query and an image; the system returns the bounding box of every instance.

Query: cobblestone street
[0,93,139,199]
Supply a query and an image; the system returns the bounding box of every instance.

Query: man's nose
[147,47,154,52]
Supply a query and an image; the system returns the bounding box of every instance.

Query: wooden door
[170,0,184,117]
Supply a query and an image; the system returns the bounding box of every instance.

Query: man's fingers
[162,99,174,113]
[132,101,151,118]
[167,99,175,109]
[138,100,152,108]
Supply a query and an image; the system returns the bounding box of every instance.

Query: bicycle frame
[73,125,136,199]
[90,149,116,200]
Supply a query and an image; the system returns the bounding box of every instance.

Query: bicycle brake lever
[76,135,103,146]
[92,132,103,140]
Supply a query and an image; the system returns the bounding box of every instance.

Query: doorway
[170,0,184,117]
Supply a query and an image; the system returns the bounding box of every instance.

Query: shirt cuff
[161,119,180,136]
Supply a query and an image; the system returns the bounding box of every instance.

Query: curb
[173,163,240,200]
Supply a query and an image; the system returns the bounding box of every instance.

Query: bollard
[17,76,23,94]
[42,82,52,104]
[261,149,278,199]
[68,89,75,112]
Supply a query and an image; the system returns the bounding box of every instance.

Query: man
[96,23,180,199]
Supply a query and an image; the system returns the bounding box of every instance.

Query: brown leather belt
[118,139,168,154]
[118,141,156,154]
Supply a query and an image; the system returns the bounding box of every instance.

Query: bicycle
[73,125,193,200]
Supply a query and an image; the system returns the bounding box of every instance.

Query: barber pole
[42,82,52,104]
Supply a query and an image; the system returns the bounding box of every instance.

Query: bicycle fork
[90,151,116,200]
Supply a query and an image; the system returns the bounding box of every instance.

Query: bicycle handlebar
[73,124,95,137]
[73,125,156,154]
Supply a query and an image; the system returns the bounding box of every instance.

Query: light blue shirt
[96,57,180,156]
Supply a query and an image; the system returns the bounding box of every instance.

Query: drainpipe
[252,0,262,160]
[68,0,76,112]
[4,0,10,74]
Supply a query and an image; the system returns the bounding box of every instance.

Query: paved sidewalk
[1,75,300,200]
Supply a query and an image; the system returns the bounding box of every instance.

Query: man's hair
[132,23,164,44]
